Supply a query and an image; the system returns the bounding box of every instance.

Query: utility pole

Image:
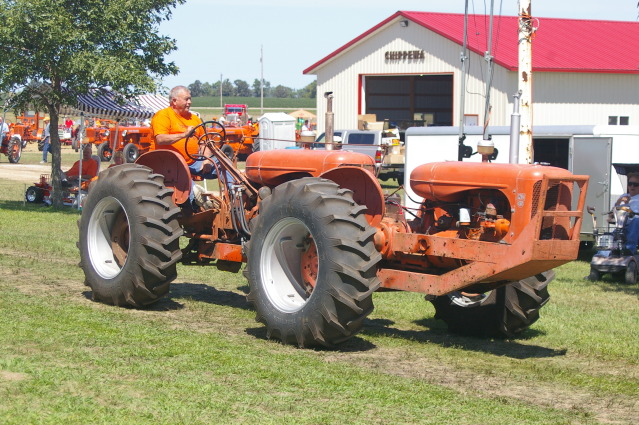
[519,0,534,163]
[260,45,264,114]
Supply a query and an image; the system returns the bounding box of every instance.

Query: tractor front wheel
[8,136,22,163]
[25,186,44,203]
[78,164,182,306]
[123,143,139,163]
[431,271,553,338]
[245,177,381,347]
[97,142,112,162]
[624,260,637,284]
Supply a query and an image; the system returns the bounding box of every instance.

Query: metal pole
[482,0,495,141]
[519,0,534,163]
[509,90,522,164]
[260,45,264,115]
[458,0,469,161]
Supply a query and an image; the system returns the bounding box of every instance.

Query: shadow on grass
[169,282,252,310]
[359,317,566,359]
[588,279,639,296]
[82,274,569,356]
[0,200,82,215]
[244,326,378,352]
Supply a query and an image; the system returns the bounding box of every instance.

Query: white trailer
[404,125,639,239]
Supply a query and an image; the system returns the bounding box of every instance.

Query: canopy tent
[61,90,168,120]
[288,109,316,120]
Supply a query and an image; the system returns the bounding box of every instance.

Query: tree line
[188,79,316,99]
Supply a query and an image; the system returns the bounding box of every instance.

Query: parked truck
[78,121,588,346]
[315,129,405,182]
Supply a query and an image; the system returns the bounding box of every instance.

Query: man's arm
[155,126,194,145]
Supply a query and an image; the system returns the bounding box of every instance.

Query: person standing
[40,116,51,163]
[0,117,8,137]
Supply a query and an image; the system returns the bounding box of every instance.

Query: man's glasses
[628,182,639,187]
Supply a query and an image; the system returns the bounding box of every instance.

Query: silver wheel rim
[26,190,37,202]
[87,196,130,279]
[449,291,489,307]
[260,217,315,313]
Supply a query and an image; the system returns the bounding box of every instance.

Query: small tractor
[25,173,91,207]
[78,121,589,346]
[1,111,47,163]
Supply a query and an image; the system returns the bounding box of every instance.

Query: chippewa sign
[385,50,425,61]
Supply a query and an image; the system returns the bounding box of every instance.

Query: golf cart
[587,164,639,284]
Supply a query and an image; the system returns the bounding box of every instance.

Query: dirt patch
[0,163,52,183]
[319,349,638,424]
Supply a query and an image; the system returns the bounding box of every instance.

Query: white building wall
[532,73,639,126]
[310,17,639,132]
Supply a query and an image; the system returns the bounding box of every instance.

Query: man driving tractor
[151,85,217,179]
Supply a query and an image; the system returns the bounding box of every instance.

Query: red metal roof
[304,11,639,75]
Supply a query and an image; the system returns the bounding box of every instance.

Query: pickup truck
[314,129,405,182]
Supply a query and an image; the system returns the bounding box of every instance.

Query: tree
[0,0,184,207]
[298,80,317,99]
[272,85,294,98]
[221,79,234,97]
[201,82,214,97]
[188,80,205,97]
[233,79,251,97]
[252,79,262,97]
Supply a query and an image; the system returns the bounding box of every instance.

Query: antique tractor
[1,111,46,163]
[25,173,91,207]
[78,121,589,346]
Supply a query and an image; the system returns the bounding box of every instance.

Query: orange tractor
[78,121,589,346]
[1,111,47,163]
[84,120,154,163]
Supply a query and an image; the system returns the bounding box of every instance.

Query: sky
[158,0,637,91]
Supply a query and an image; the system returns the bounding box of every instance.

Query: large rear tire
[245,177,381,347]
[78,164,183,306]
[431,271,553,338]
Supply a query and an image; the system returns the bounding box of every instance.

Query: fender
[135,150,192,205]
[321,166,385,227]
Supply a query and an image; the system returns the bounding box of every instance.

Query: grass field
[0,162,637,424]
[190,96,316,110]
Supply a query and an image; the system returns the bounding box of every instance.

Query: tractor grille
[531,178,584,241]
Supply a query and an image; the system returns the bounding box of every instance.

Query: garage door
[364,74,453,128]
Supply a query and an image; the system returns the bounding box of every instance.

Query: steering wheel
[184,120,227,162]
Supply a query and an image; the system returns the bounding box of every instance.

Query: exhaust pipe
[324,91,334,151]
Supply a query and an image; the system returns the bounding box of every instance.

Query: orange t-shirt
[66,158,98,179]
[150,107,203,164]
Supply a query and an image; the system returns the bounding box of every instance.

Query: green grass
[0,176,638,424]
[190,96,316,109]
